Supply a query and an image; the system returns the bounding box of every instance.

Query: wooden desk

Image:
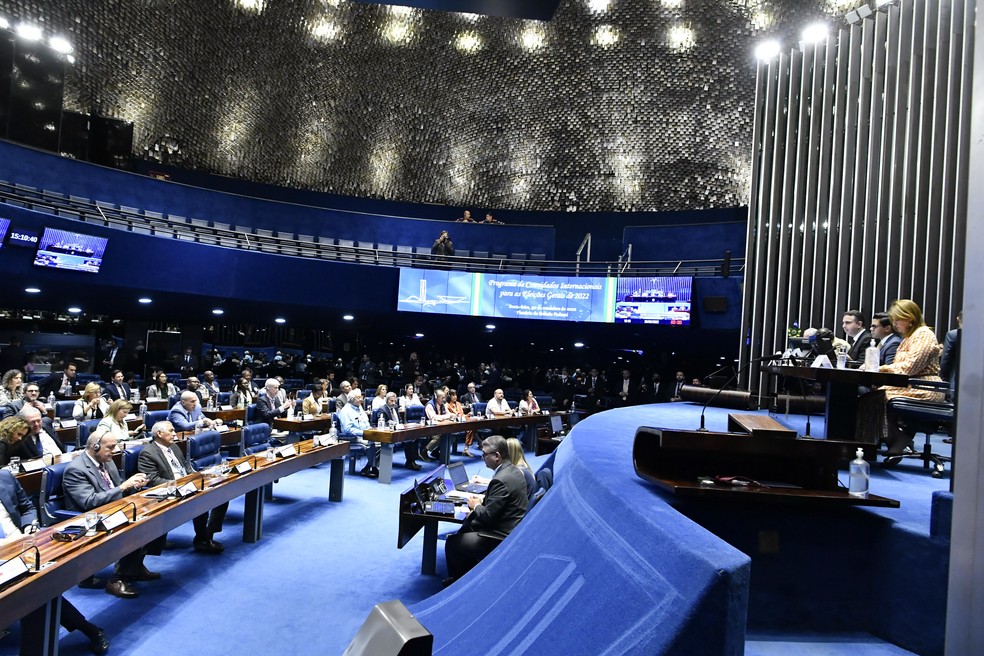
[633,427,898,508]
[365,412,563,484]
[14,451,125,496]
[144,400,167,411]
[0,439,349,650]
[272,416,331,436]
[397,467,467,575]
[727,414,796,439]
[763,365,908,440]
[202,408,246,423]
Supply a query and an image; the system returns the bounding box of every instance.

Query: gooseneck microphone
[697,353,782,432]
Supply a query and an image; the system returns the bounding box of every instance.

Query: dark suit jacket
[11,427,66,461]
[940,328,960,386]
[255,394,287,425]
[847,329,872,363]
[63,452,126,512]
[38,373,77,399]
[465,462,527,537]
[879,333,903,366]
[0,469,38,527]
[371,405,400,427]
[138,442,190,487]
[104,382,133,402]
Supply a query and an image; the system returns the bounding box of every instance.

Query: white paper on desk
[59,419,78,429]
[221,405,234,411]
[217,424,229,432]
[443,490,470,500]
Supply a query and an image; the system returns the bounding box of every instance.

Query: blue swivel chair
[76,418,103,447]
[243,423,273,455]
[885,380,954,477]
[405,405,425,423]
[143,410,170,436]
[332,413,367,474]
[40,462,80,526]
[54,400,75,420]
[187,430,223,470]
[217,392,231,406]
[123,444,145,478]
[246,403,258,425]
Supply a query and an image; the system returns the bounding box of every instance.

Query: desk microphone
[697,352,782,432]
[120,500,137,522]
[13,544,42,572]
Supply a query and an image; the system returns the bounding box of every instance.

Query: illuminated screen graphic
[397,269,690,325]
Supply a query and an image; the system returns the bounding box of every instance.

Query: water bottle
[47,391,56,408]
[378,415,385,431]
[138,400,147,422]
[865,339,880,372]
[849,448,870,497]
[328,423,338,443]
[569,398,576,413]
[286,402,294,420]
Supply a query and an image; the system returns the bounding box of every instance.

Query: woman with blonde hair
[73,382,109,420]
[95,399,144,442]
[371,384,388,412]
[879,299,945,461]
[507,437,536,499]
[0,415,30,467]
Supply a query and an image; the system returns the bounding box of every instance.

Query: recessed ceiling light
[16,23,43,41]
[48,35,73,54]
[415,333,424,338]
[275,317,286,324]
[343,314,354,321]
[212,309,224,315]
[801,22,829,44]
[574,342,585,348]
[67,307,82,314]
[138,297,152,304]
[754,40,781,61]
[485,324,496,330]
[25,287,41,293]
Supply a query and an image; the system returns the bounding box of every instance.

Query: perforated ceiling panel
[0,0,844,211]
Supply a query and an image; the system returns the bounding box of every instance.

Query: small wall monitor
[33,227,108,273]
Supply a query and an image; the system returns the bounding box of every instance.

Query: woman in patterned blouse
[881,299,944,458]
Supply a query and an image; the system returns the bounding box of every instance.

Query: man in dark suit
[37,361,79,400]
[11,406,65,461]
[444,435,528,585]
[870,312,902,366]
[842,309,872,363]
[63,431,160,599]
[371,392,420,471]
[462,381,482,406]
[178,347,198,377]
[614,368,637,406]
[256,378,293,425]
[104,369,132,402]
[0,470,110,654]
[138,420,226,553]
[940,311,962,393]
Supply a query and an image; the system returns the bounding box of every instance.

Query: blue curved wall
[409,408,751,655]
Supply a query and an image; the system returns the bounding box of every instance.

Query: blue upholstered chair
[885,380,954,477]
[76,418,102,447]
[54,400,75,419]
[40,462,80,526]
[296,389,312,400]
[123,444,145,478]
[167,393,181,408]
[246,403,258,425]
[187,430,223,470]
[217,391,232,405]
[143,409,170,436]
[405,405,425,423]
[332,413,367,474]
[243,423,273,455]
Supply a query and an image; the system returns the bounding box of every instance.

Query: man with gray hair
[64,430,160,599]
[444,435,528,586]
[371,391,421,471]
[168,390,220,432]
[338,388,379,478]
[12,405,65,460]
[256,377,294,425]
[138,421,227,554]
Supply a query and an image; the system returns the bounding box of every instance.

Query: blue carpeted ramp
[410,408,751,655]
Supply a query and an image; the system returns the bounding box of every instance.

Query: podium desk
[763,365,908,440]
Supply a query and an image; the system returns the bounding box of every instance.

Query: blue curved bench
[409,407,750,655]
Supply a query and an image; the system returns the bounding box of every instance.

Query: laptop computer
[447,461,487,494]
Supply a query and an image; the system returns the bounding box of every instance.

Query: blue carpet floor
[2,403,949,655]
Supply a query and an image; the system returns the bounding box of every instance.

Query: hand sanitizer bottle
[849,448,870,497]
[865,339,880,372]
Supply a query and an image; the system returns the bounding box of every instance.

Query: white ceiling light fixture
[15,23,43,41]
[754,40,781,61]
[48,35,73,54]
[801,22,829,44]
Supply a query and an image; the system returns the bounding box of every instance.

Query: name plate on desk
[0,556,30,588]
[20,458,45,473]
[98,509,130,531]
[177,481,199,497]
[221,405,234,411]
[234,461,253,474]
[276,444,297,458]
[217,424,229,432]
[59,419,78,429]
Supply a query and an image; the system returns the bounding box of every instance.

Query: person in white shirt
[337,389,378,478]
[517,390,540,416]
[421,389,457,462]
[485,389,513,418]
[73,382,110,420]
[371,384,388,412]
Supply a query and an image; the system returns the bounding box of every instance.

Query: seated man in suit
[63,431,162,599]
[338,388,378,478]
[871,312,903,366]
[255,378,294,425]
[104,369,132,402]
[842,309,872,363]
[2,382,52,429]
[371,391,420,471]
[1,469,110,655]
[138,421,226,554]
[444,435,528,586]
[200,370,221,403]
[168,391,220,433]
[11,406,65,461]
[38,361,79,400]
[461,381,482,407]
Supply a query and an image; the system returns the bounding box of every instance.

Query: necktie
[165,447,186,477]
[99,465,112,490]
[119,386,125,399]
